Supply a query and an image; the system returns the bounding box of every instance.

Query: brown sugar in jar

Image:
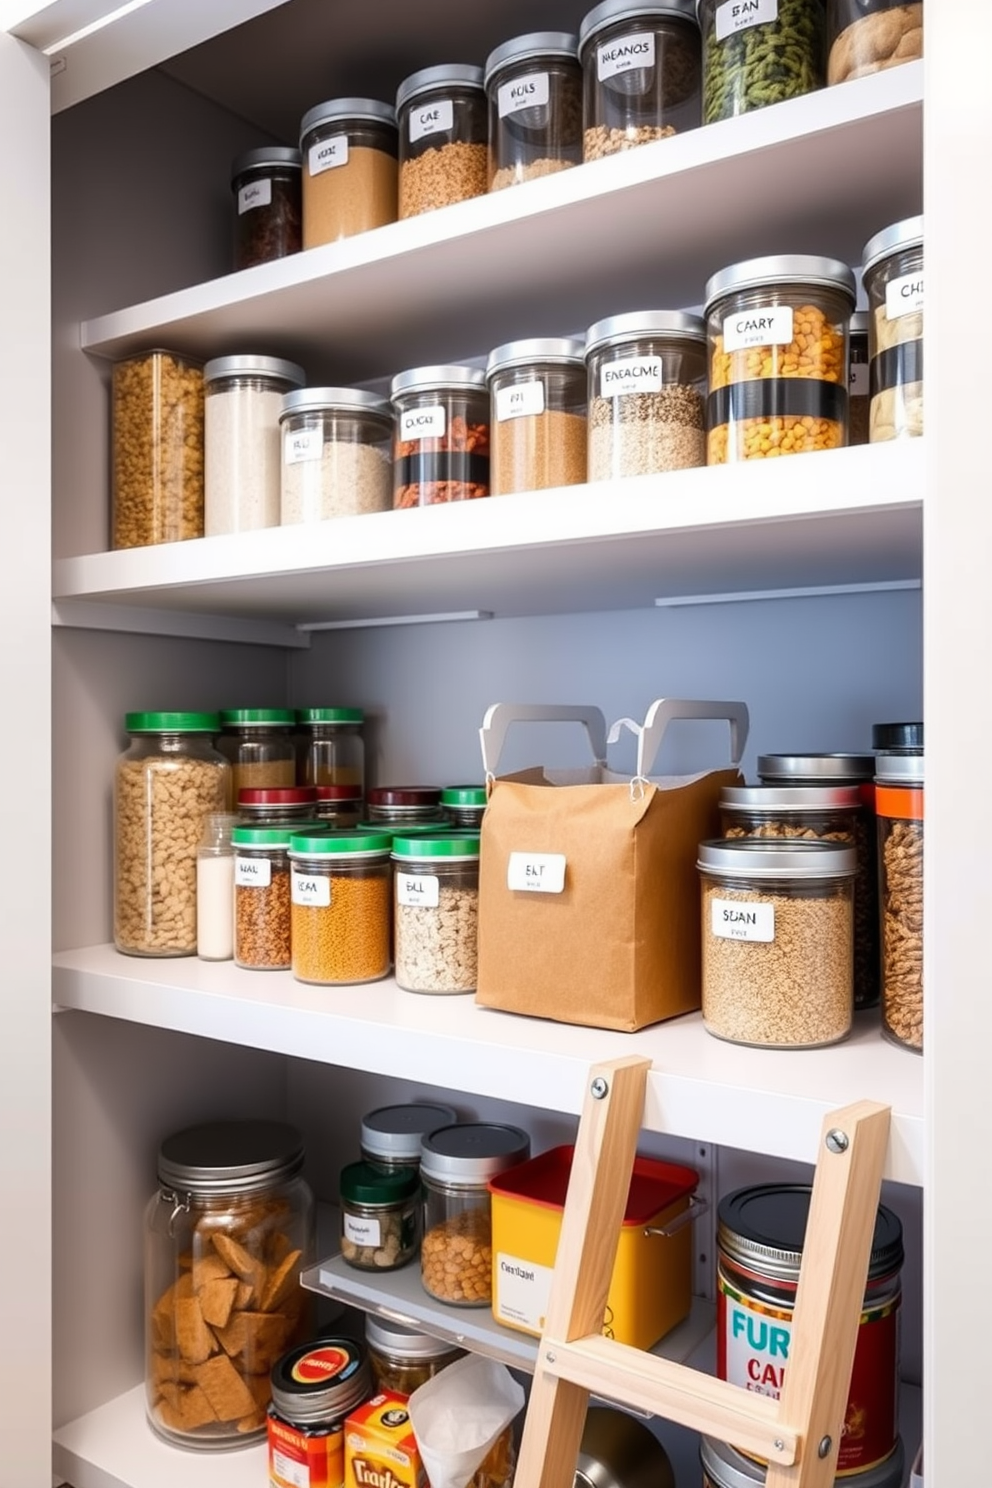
[300,98,398,247]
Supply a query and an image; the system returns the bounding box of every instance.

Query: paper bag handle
[479,702,609,777]
[608,698,749,778]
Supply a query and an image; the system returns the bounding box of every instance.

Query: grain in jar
[339,1161,420,1270]
[300,98,397,247]
[111,349,204,549]
[419,1123,530,1306]
[232,827,293,971]
[390,365,490,507]
[701,1435,905,1488]
[289,831,392,985]
[231,146,302,272]
[875,751,923,1052]
[704,255,856,463]
[396,64,488,218]
[393,835,480,994]
[441,785,487,831]
[827,0,922,85]
[360,1102,458,1176]
[484,32,583,191]
[365,1316,463,1395]
[298,708,365,791]
[486,338,587,495]
[204,355,305,536]
[579,0,702,160]
[862,215,923,442]
[218,708,297,795]
[280,388,392,522]
[697,0,825,123]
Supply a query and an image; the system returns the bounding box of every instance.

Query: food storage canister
[267,1337,372,1486]
[366,786,445,828]
[486,337,587,495]
[196,811,238,962]
[484,32,583,191]
[701,1435,905,1488]
[392,835,481,995]
[827,0,922,85]
[848,309,870,446]
[360,1102,459,1175]
[441,785,487,830]
[231,146,302,272]
[875,751,923,1052]
[872,720,923,754]
[232,827,293,971]
[288,831,393,985]
[717,1184,903,1474]
[704,255,856,463]
[218,708,297,795]
[313,785,363,829]
[115,712,231,957]
[237,786,318,827]
[145,1119,315,1448]
[204,355,305,536]
[396,64,488,218]
[585,309,707,478]
[365,1317,464,1395]
[111,348,205,549]
[339,1161,421,1270]
[300,97,398,247]
[698,838,856,1048]
[579,0,702,160]
[420,1123,531,1306]
[697,0,825,123]
[297,707,365,790]
[390,365,490,507]
[280,388,393,523]
[862,215,923,443]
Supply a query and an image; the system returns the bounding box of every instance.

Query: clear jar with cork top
[300,98,398,247]
[485,33,583,191]
[396,64,488,218]
[486,338,587,495]
[579,0,702,160]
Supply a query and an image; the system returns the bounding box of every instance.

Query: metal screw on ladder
[590,1077,609,1099]
[825,1129,849,1154]
[546,1351,556,1363]
[773,1440,785,1454]
[818,1437,833,1458]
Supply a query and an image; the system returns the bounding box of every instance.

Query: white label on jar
[399,404,447,441]
[496,1252,555,1332]
[507,852,566,893]
[723,305,794,353]
[721,1284,791,1397]
[272,1448,310,1488]
[235,855,272,888]
[238,177,272,215]
[410,98,454,143]
[600,356,663,397]
[397,870,440,908]
[850,361,869,396]
[344,1211,382,1247]
[292,871,331,907]
[711,897,775,942]
[308,133,349,175]
[715,0,778,43]
[495,380,545,421]
[498,71,550,119]
[285,428,323,465]
[885,270,924,320]
[598,32,656,81]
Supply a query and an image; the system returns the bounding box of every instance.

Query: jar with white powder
[280,388,393,522]
[204,354,306,535]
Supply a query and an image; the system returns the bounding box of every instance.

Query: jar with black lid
[872,720,923,754]
[300,98,398,247]
[391,365,490,507]
[231,146,302,271]
[579,0,702,160]
[827,0,922,86]
[420,1123,531,1306]
[697,0,825,123]
[485,32,583,191]
[361,1101,458,1175]
[365,1316,464,1395]
[268,1337,372,1486]
[862,215,924,442]
[396,64,488,218]
[701,1434,905,1488]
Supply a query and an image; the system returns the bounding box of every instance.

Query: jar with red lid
[365,786,445,829]
[238,786,318,827]
[313,785,363,829]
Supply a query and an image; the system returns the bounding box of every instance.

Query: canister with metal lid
[862,215,923,442]
[268,1336,372,1485]
[365,1316,464,1395]
[231,145,302,271]
[391,365,490,507]
[579,0,701,160]
[697,0,825,122]
[204,354,306,536]
[300,97,398,246]
[420,1123,531,1306]
[875,750,924,1052]
[826,0,922,86]
[486,337,587,495]
[701,1434,905,1488]
[361,1101,458,1175]
[280,387,393,522]
[485,32,583,190]
[397,64,488,217]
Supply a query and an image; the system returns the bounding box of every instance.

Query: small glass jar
[360,1102,459,1175]
[196,811,238,962]
[339,1161,421,1270]
[441,785,487,830]
[237,786,318,827]
[298,708,365,791]
[391,365,490,507]
[697,0,825,123]
[289,831,393,985]
[420,1123,531,1306]
[366,786,445,828]
[365,1317,464,1395]
[698,838,856,1048]
[111,349,205,549]
[231,146,303,272]
[848,310,870,446]
[875,751,923,1053]
[486,338,587,496]
[115,712,231,957]
[268,1337,372,1485]
[827,0,922,85]
[300,98,398,248]
[279,387,393,523]
[719,783,860,843]
[397,64,489,218]
[204,355,305,536]
[145,1119,315,1449]
[232,827,293,971]
[313,785,364,829]
[701,1435,905,1488]
[585,310,707,479]
[218,709,297,796]
[579,0,702,160]
[485,32,583,191]
[393,835,481,995]
[862,215,924,443]
[704,255,856,464]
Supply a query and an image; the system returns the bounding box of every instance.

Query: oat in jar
[419,1124,530,1306]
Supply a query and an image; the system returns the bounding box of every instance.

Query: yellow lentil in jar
[289,836,392,985]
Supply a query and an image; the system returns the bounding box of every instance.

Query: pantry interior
[0,0,987,1481]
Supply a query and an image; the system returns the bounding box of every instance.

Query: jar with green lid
[827,0,922,86]
[231,145,302,272]
[360,1102,459,1175]
[313,785,363,829]
[112,349,205,549]
[393,835,481,995]
[218,708,297,796]
[298,707,365,791]
[288,831,393,985]
[701,1436,905,1488]
[486,338,587,495]
[848,309,870,446]
[267,1337,372,1484]
[280,388,393,523]
[366,786,444,828]
[862,214,923,443]
[365,1316,464,1395]
[300,97,398,247]
[339,1161,421,1270]
[697,0,825,123]
[420,1124,531,1306]
[484,32,583,191]
[579,0,702,160]
[237,786,318,826]
[875,751,923,1052]
[232,827,293,971]
[396,64,488,218]
[441,785,487,830]
[391,365,490,507]
[204,354,306,536]
[115,712,231,957]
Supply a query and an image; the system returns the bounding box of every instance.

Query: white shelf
[52,944,924,1186]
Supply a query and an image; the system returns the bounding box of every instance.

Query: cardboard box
[345,1391,427,1488]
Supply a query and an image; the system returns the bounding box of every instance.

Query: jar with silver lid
[267,1337,372,1484]
[300,97,398,247]
[579,0,702,160]
[231,146,302,272]
[697,0,825,122]
[280,387,393,522]
[391,364,490,507]
[420,1123,531,1306]
[486,337,587,496]
[204,355,306,535]
[485,32,583,191]
[365,1316,464,1396]
[361,1101,458,1175]
[862,215,924,443]
[396,64,488,218]
[701,1434,905,1488]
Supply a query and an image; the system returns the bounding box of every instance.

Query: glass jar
[872,720,923,755]
[484,32,583,191]
[231,146,302,272]
[145,1119,315,1449]
[115,712,231,957]
[875,751,923,1052]
[237,786,318,826]
[218,709,297,796]
[232,827,293,971]
[365,1316,464,1395]
[720,783,860,841]
[848,309,870,446]
[366,786,445,828]
[827,0,922,85]
[393,835,481,995]
[698,838,856,1048]
[313,785,364,829]
[701,1435,905,1488]
[486,338,587,496]
[300,97,398,247]
[704,255,856,463]
[716,1185,903,1475]
[289,831,393,985]
[268,1337,372,1487]
[697,0,825,123]
[441,785,487,830]
[585,309,707,478]
[298,708,365,790]
[391,365,490,507]
[280,388,393,522]
[397,64,489,218]
[196,812,238,962]
[420,1123,531,1306]
[204,355,305,536]
[111,348,205,549]
[862,215,924,443]
[360,1102,459,1175]
[579,0,702,160]
[339,1161,421,1270]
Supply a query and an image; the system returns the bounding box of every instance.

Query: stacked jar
[579,0,702,160]
[390,366,490,507]
[697,0,825,123]
[486,338,587,495]
[862,215,924,443]
[396,65,488,218]
[312,785,363,830]
[232,827,293,971]
[289,831,393,985]
[827,0,923,85]
[298,707,365,793]
[280,388,393,522]
[360,1102,458,1175]
[440,786,487,831]
[393,835,481,994]
[419,1124,531,1306]
[218,708,297,796]
[237,786,318,828]
[300,98,398,246]
[204,356,306,535]
[365,1317,463,1395]
[365,786,445,831]
[875,750,923,1052]
[111,349,205,548]
[485,33,583,191]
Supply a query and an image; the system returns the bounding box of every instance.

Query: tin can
[702,1434,905,1487]
[268,1336,372,1488]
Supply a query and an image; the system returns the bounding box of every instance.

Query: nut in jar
[112,348,205,548]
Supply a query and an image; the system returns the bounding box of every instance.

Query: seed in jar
[880,819,923,1050]
[589,383,705,479]
[395,882,479,993]
[491,408,586,496]
[235,865,291,969]
[421,1208,492,1304]
[291,871,391,983]
[112,352,204,549]
[583,123,675,161]
[400,140,488,217]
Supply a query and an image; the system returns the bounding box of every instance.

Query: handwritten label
[292,871,331,907]
[723,305,793,353]
[344,1212,382,1247]
[410,98,454,143]
[285,429,322,465]
[399,405,446,441]
[885,270,924,320]
[238,178,272,215]
[711,897,775,942]
[715,0,778,42]
[507,852,566,894]
[397,871,440,909]
[598,32,655,81]
[495,381,545,421]
[308,134,348,176]
[600,356,663,397]
[498,72,550,119]
[235,856,272,888]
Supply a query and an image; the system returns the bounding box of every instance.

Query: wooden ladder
[514,1055,891,1488]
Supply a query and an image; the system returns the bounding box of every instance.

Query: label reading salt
[715,0,778,42]
[238,178,272,215]
[308,134,348,175]
[399,405,446,441]
[598,32,655,81]
[885,270,924,320]
[410,98,454,143]
[723,305,793,353]
[711,897,775,942]
[496,1253,555,1332]
[397,871,440,909]
[344,1212,382,1247]
[292,871,331,907]
[600,356,663,397]
[850,361,869,396]
[235,856,272,888]
[285,429,322,465]
[507,852,566,894]
[498,71,550,119]
[495,381,545,421]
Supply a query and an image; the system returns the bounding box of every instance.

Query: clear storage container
[579,0,702,160]
[827,0,922,85]
[366,786,444,828]
[848,309,870,446]
[218,709,297,795]
[875,751,923,1052]
[420,1123,531,1306]
[204,355,305,536]
[300,98,398,247]
[298,708,365,791]
[313,785,363,829]
[289,831,393,985]
[111,348,205,549]
[145,1119,314,1448]
[237,786,318,827]
[397,64,488,218]
[393,835,481,994]
[360,1102,459,1175]
[267,1337,372,1486]
[484,32,583,191]
[232,827,293,971]
[339,1161,421,1270]
[196,812,238,963]
[391,365,490,507]
[280,388,393,522]
[704,255,856,463]
[697,0,825,123]
[862,215,923,443]
[365,1317,464,1395]
[231,146,302,272]
[702,1435,905,1488]
[486,337,587,495]
[585,309,707,478]
[441,785,487,830]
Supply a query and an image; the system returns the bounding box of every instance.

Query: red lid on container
[366,786,442,807]
[315,785,363,801]
[238,787,318,804]
[489,1144,698,1225]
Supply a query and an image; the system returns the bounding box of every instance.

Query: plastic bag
[407,1354,524,1488]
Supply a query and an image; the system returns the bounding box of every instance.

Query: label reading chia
[598,32,655,81]
[715,0,779,42]
[711,897,775,942]
[498,72,550,119]
[410,98,454,143]
[600,356,663,397]
[723,304,793,353]
[238,178,272,215]
[885,270,924,320]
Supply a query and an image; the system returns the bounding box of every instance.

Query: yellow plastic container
[488,1145,698,1349]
